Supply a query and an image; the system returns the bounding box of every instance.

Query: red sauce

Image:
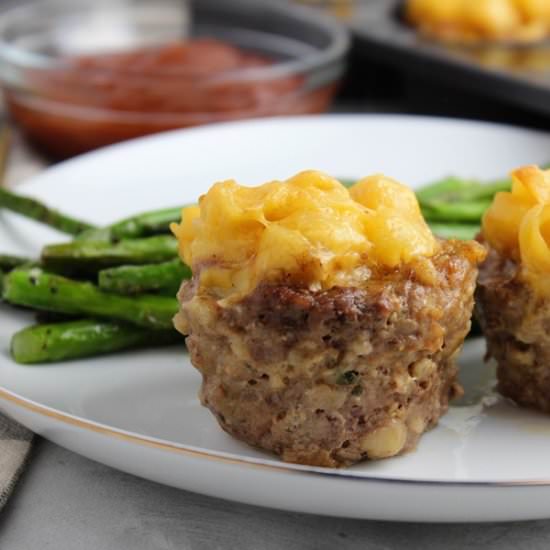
[5,39,336,158]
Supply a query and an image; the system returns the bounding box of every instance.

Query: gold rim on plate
[1,385,549,487]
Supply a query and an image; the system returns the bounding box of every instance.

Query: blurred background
[0,0,549,162]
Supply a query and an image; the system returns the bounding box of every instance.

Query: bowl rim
[0,0,351,82]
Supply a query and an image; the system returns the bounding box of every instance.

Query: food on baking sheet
[476,165,550,413]
[172,170,485,467]
[406,0,550,43]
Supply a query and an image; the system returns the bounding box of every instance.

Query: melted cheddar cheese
[483,165,550,291]
[407,0,550,42]
[172,170,437,300]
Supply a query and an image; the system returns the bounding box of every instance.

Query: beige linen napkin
[0,417,33,509]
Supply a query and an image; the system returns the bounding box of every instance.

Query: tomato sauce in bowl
[0,0,348,158]
[5,39,336,158]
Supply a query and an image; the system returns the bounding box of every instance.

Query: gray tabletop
[0,439,549,550]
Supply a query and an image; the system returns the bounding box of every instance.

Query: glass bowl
[0,0,349,158]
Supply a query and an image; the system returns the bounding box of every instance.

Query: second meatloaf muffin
[173,171,485,467]
[477,165,550,413]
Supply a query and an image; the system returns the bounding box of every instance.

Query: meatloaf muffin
[172,170,485,467]
[477,165,550,413]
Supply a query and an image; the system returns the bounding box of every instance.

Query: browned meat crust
[476,245,550,413]
[176,240,482,467]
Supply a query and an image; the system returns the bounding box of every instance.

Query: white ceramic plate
[2,115,550,523]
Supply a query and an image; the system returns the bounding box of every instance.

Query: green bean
[42,236,178,270]
[11,319,181,364]
[417,163,550,205]
[98,259,190,295]
[417,177,482,203]
[77,207,185,242]
[3,267,178,329]
[0,187,95,235]
[428,222,480,241]
[421,199,492,223]
[418,178,510,204]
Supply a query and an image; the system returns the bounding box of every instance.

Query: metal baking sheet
[350,0,550,116]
